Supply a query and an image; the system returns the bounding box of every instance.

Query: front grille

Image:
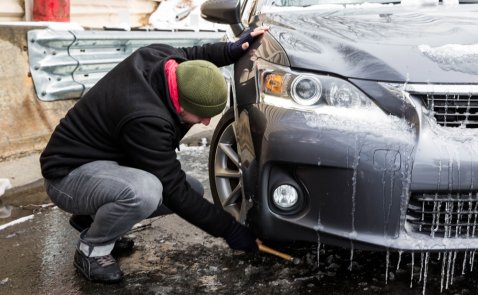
[407,192,478,238]
[417,93,478,128]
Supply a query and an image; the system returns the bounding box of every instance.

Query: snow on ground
[0,214,34,231]
[0,179,11,196]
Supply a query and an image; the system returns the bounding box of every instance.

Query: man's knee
[123,172,163,217]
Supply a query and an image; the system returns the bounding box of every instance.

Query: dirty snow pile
[0,178,11,196]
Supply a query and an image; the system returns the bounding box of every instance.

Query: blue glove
[225,221,259,252]
[227,29,256,61]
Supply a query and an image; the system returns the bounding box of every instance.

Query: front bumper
[246,96,478,251]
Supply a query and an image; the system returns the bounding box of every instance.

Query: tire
[208,108,243,221]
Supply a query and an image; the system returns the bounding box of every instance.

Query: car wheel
[208,109,243,221]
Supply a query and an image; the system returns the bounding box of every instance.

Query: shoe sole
[73,261,123,284]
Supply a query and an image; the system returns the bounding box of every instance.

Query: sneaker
[74,249,123,283]
[111,238,134,258]
[69,215,134,257]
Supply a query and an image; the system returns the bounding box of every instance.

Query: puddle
[0,179,51,227]
[0,202,35,226]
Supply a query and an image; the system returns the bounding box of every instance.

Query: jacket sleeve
[119,116,236,237]
[146,42,235,68]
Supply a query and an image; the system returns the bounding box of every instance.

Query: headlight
[328,80,368,108]
[291,75,322,106]
[258,62,376,109]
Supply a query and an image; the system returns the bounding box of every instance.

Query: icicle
[444,202,449,238]
[422,252,430,295]
[348,241,354,271]
[448,201,454,238]
[470,250,476,272]
[462,251,468,275]
[444,211,449,231]
[450,251,457,286]
[456,201,463,237]
[419,252,424,282]
[385,250,390,285]
[446,251,453,290]
[350,136,361,241]
[410,252,415,288]
[396,251,403,271]
[440,251,447,293]
[419,201,425,232]
[437,252,441,261]
[472,201,478,237]
[317,241,321,269]
[444,201,454,238]
[433,200,442,238]
[431,200,438,238]
[466,200,472,238]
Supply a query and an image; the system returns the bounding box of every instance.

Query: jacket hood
[262,4,478,83]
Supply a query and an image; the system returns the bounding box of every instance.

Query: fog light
[272,184,298,209]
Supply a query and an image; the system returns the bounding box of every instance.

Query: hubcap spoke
[215,167,241,178]
[222,183,242,207]
[218,143,240,168]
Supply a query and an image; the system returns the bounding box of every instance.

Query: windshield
[269,0,477,6]
[271,0,396,5]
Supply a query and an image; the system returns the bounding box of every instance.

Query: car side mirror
[200,0,245,36]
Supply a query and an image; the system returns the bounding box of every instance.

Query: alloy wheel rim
[213,122,242,220]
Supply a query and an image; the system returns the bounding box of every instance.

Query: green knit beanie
[176,60,228,118]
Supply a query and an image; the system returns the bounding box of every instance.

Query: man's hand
[224,221,259,252]
[240,26,269,50]
[228,25,270,61]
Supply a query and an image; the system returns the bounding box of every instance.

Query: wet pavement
[1,145,477,295]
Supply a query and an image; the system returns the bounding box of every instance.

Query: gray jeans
[44,160,204,246]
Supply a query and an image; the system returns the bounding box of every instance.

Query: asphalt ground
[0,124,477,294]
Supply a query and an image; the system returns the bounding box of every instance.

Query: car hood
[262,4,478,83]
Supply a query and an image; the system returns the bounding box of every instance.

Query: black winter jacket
[40,42,237,237]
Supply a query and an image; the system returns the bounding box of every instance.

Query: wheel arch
[208,107,263,224]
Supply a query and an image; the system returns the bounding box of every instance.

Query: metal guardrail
[27,29,225,101]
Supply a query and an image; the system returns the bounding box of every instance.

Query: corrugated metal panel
[0,0,24,22]
[27,29,225,101]
[70,0,158,29]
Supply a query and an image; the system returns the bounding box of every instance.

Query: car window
[270,0,396,6]
[241,0,255,25]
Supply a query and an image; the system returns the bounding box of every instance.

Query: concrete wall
[0,25,76,160]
